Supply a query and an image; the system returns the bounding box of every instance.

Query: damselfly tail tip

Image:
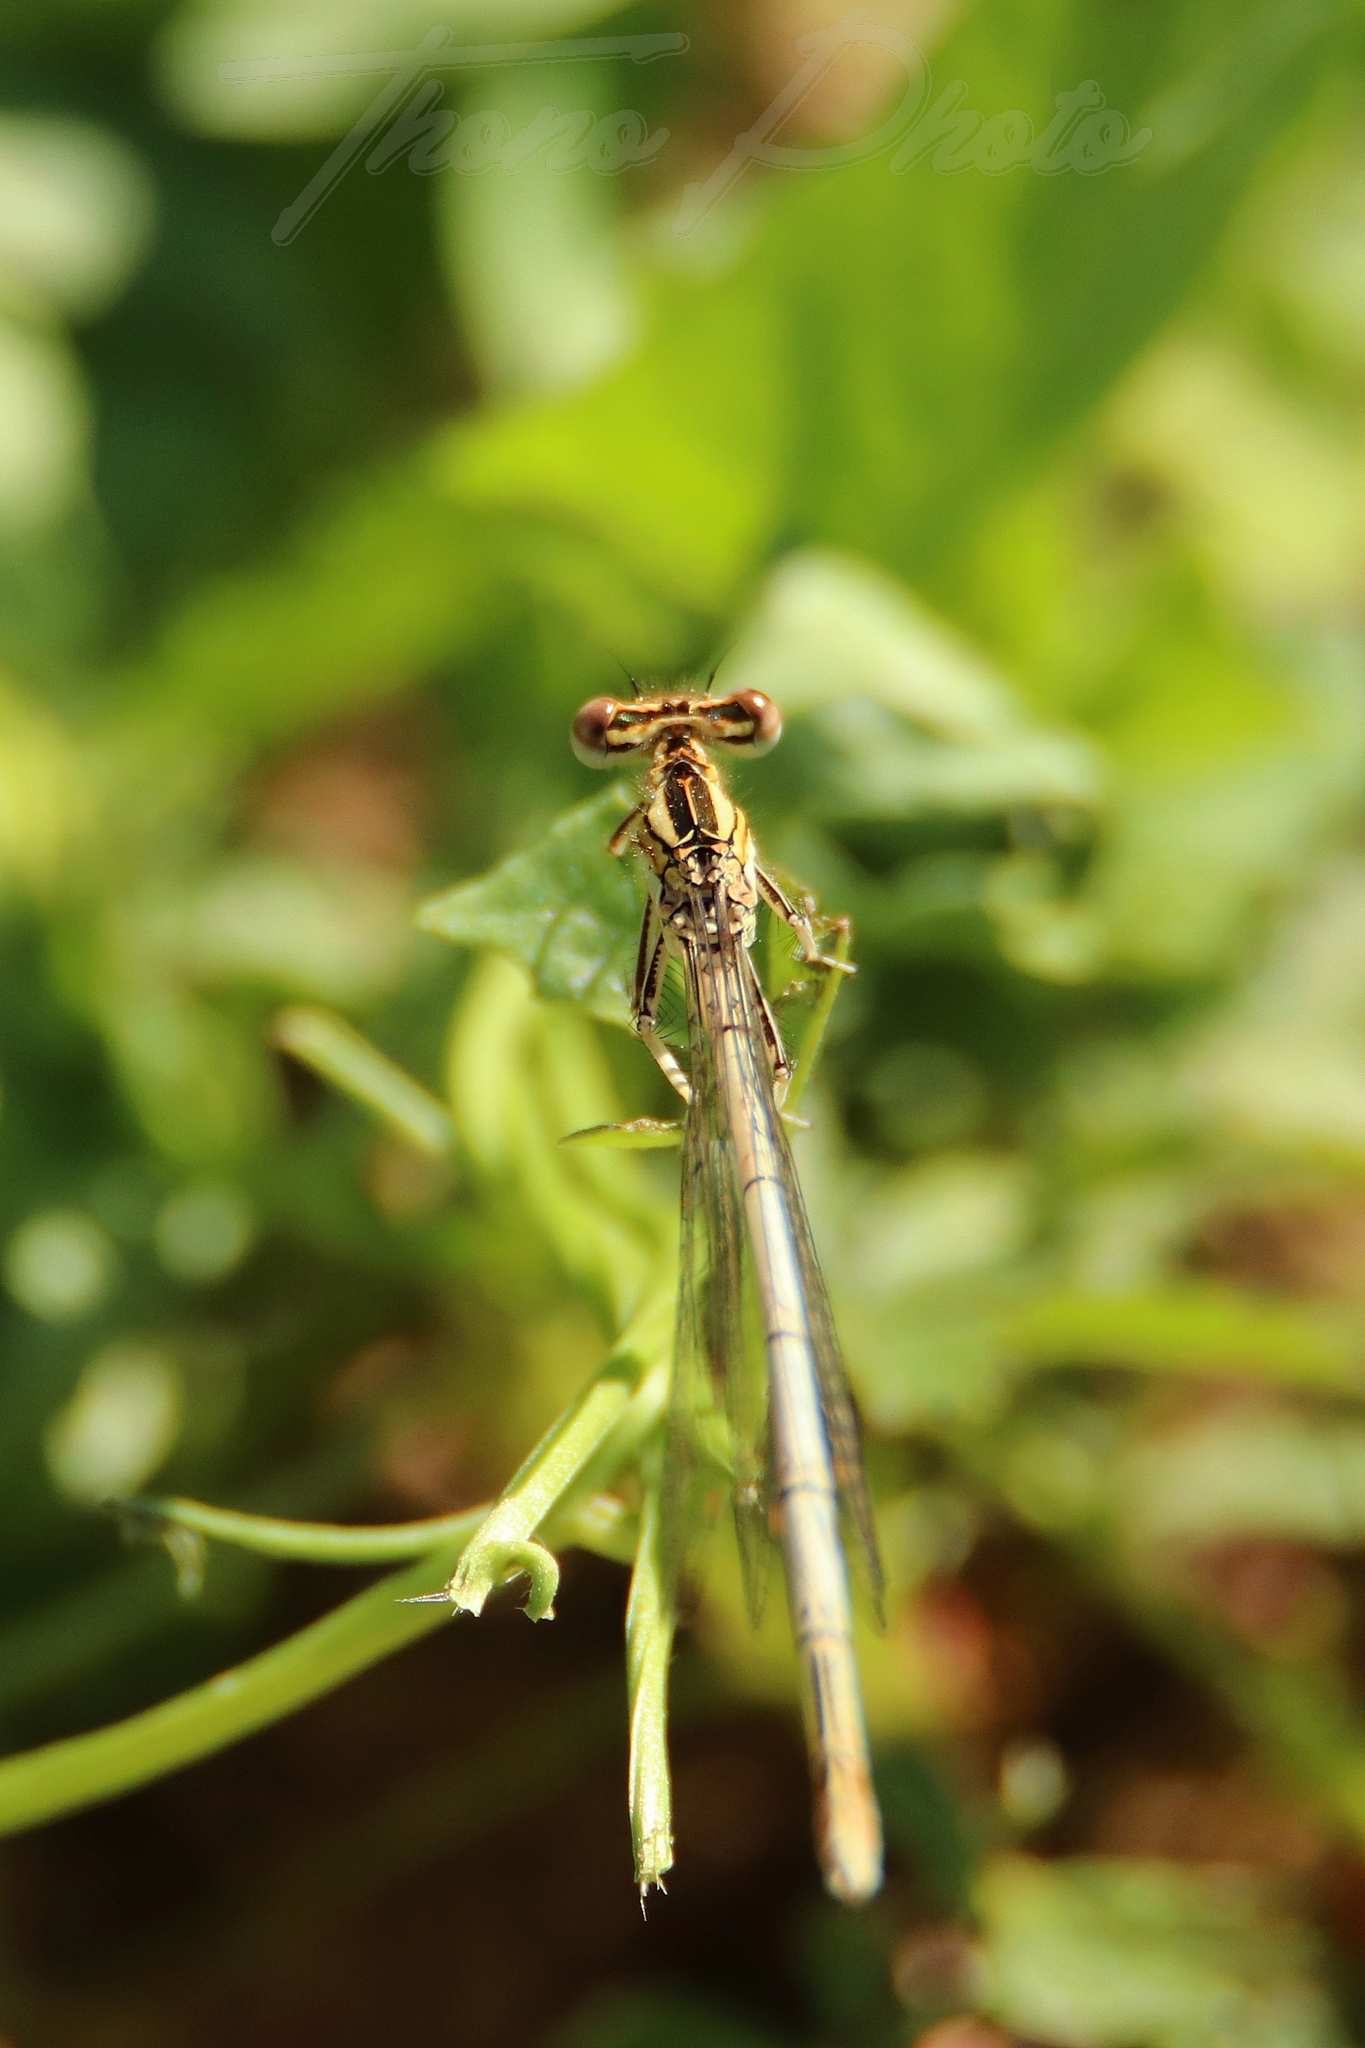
[816,1766,884,1907]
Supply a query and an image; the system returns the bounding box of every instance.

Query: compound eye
[731,689,782,755]
[571,697,619,766]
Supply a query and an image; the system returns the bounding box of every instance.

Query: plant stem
[116,1495,488,1565]
[0,1494,618,1839]
[273,1006,456,1157]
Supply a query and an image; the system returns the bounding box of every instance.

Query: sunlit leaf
[1122,1412,1365,1549]
[418,787,637,1024]
[1006,1283,1362,1393]
[437,63,636,396]
[980,1854,1348,2048]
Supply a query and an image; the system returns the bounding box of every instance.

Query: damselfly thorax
[573,688,843,1098]
[639,735,760,940]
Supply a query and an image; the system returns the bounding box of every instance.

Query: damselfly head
[571,688,782,766]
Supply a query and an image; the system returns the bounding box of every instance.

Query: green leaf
[769,0,1344,582]
[436,62,635,397]
[107,0,1336,734]
[1121,1413,1365,1548]
[417,787,638,1025]
[440,269,785,609]
[727,550,1104,820]
[1005,1282,1363,1393]
[561,1118,682,1151]
[980,1854,1349,2048]
[1087,648,1365,979]
[272,1007,455,1158]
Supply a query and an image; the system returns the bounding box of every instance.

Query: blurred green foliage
[3,0,1365,2043]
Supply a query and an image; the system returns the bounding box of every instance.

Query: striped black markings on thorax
[661,760,724,850]
[639,756,759,943]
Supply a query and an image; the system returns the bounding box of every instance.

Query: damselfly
[572,683,884,1905]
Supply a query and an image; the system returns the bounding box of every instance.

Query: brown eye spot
[730,689,782,755]
[571,697,619,766]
